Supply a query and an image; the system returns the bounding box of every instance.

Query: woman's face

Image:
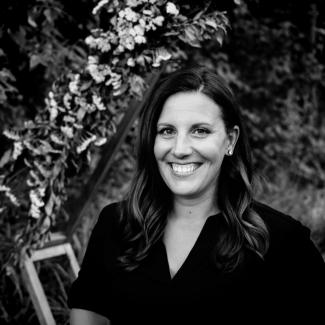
[154,91,238,201]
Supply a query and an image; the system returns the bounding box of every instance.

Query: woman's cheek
[154,139,171,159]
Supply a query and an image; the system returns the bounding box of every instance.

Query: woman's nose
[172,134,192,157]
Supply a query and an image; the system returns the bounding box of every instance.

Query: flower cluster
[1,0,229,260]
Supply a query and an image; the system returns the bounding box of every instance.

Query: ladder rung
[21,240,80,325]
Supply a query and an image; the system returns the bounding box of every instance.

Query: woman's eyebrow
[157,122,214,128]
[157,122,174,127]
[191,123,213,128]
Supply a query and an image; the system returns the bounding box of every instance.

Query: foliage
[0,0,229,270]
[188,0,325,186]
[254,171,325,258]
[0,0,94,128]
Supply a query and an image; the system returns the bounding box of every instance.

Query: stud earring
[227,149,233,156]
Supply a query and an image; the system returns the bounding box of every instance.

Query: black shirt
[68,201,325,324]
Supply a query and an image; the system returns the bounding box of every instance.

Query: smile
[170,163,201,176]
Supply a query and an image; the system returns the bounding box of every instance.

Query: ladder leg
[64,243,80,279]
[21,255,56,325]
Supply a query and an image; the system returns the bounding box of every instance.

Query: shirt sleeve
[67,203,121,318]
[278,222,325,321]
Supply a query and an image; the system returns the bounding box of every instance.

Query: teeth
[171,163,199,175]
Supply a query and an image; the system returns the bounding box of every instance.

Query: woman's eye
[192,128,210,136]
[157,128,175,137]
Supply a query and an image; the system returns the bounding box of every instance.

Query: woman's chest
[163,221,206,279]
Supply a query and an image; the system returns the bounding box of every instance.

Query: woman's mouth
[169,163,202,176]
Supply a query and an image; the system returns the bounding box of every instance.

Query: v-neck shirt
[162,212,221,280]
[68,201,325,324]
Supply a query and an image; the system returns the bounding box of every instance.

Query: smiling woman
[154,91,239,201]
[68,66,325,325]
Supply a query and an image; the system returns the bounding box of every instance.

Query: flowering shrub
[0,0,229,264]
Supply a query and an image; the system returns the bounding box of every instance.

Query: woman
[68,66,325,325]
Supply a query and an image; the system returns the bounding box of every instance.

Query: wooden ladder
[20,232,79,325]
[20,69,164,325]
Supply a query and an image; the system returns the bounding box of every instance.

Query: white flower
[7,192,19,206]
[156,48,172,60]
[120,34,135,51]
[85,35,96,48]
[68,74,80,95]
[126,0,142,7]
[119,8,138,22]
[76,135,96,154]
[49,105,58,121]
[63,115,76,123]
[3,129,20,141]
[29,187,46,218]
[30,204,41,219]
[143,10,153,16]
[88,55,97,65]
[127,57,136,67]
[134,24,145,36]
[153,16,165,26]
[129,25,146,44]
[152,47,172,67]
[50,134,65,145]
[112,57,119,65]
[30,191,44,207]
[0,185,20,206]
[105,72,122,90]
[63,93,72,109]
[60,126,74,138]
[12,142,23,160]
[92,0,109,15]
[116,44,125,53]
[87,56,111,83]
[45,91,59,120]
[0,185,9,192]
[139,18,146,28]
[98,37,112,52]
[86,35,111,52]
[166,2,179,16]
[92,94,106,111]
[94,137,107,146]
[134,35,146,44]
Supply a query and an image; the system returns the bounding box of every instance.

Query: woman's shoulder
[252,200,310,239]
[252,201,325,286]
[92,200,125,238]
[98,200,123,219]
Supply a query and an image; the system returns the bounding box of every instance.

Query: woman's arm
[70,308,111,325]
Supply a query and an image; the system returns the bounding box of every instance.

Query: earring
[227,149,233,156]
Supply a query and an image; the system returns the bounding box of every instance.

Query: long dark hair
[117,66,269,272]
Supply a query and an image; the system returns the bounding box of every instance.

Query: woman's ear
[226,125,240,155]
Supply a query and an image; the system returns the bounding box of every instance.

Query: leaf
[30,55,42,69]
[27,15,37,28]
[0,149,12,168]
[44,9,53,24]
[11,26,26,48]
[79,80,93,92]
[205,18,217,29]
[44,193,55,216]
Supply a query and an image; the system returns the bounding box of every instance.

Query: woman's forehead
[158,91,223,123]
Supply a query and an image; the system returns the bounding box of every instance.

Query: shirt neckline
[161,211,223,281]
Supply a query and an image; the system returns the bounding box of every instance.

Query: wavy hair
[117,66,269,272]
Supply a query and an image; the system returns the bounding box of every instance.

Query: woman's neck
[171,195,219,225]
